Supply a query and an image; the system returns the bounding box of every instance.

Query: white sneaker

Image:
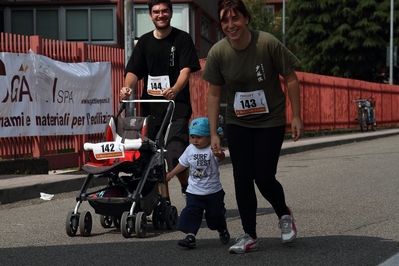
[229,233,258,254]
[279,208,297,243]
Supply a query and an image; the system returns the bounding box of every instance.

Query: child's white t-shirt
[178,143,223,195]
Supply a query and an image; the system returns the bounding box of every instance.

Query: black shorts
[164,117,189,171]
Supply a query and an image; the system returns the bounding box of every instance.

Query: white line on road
[379,253,399,266]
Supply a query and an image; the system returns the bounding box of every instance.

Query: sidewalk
[1,128,399,204]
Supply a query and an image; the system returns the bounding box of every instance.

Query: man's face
[150,3,172,30]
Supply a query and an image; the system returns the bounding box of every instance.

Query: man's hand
[162,87,177,100]
[120,87,132,99]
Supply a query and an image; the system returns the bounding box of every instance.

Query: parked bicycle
[352,97,377,132]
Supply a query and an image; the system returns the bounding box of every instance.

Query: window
[37,10,59,40]
[64,7,115,43]
[66,10,88,41]
[0,9,5,33]
[7,9,59,39]
[189,7,195,42]
[134,8,153,38]
[265,5,275,16]
[201,16,210,39]
[91,10,114,41]
[134,4,190,39]
[3,6,116,44]
[216,28,224,41]
[11,10,33,36]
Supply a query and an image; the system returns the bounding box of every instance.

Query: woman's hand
[211,135,222,156]
[291,116,304,142]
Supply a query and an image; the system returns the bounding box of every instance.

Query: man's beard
[154,20,171,30]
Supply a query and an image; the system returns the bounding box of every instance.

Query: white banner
[0,51,113,137]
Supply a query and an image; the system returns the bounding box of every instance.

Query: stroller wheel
[165,206,178,230]
[152,205,164,230]
[135,212,147,238]
[65,211,78,237]
[113,216,121,230]
[100,215,113,228]
[79,211,92,237]
[121,211,134,238]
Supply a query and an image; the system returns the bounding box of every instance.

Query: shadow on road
[1,235,398,266]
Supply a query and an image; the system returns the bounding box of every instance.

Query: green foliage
[286,0,399,82]
[245,0,282,40]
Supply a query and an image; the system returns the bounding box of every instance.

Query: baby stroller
[65,100,178,238]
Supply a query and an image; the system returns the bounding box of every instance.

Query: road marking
[379,253,399,266]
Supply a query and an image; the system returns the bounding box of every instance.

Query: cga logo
[0,59,5,76]
[2,63,35,102]
[0,62,73,104]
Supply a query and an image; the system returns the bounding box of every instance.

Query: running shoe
[279,208,297,243]
[229,233,258,254]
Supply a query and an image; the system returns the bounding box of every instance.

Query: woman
[202,0,304,254]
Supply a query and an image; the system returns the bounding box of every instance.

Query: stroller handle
[121,100,175,149]
[122,99,174,103]
[120,99,175,118]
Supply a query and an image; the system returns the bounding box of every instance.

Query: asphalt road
[1,135,399,266]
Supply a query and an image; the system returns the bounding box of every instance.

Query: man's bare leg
[176,168,189,197]
[159,168,188,202]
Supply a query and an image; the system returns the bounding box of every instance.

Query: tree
[286,0,399,82]
[244,0,281,40]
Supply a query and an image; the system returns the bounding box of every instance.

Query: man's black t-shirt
[125,27,201,125]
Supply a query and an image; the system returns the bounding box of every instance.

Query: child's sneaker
[219,229,230,244]
[279,208,297,243]
[228,233,258,254]
[178,235,196,249]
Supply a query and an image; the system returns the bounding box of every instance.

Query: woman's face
[220,9,249,42]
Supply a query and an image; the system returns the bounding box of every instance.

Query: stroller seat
[82,115,156,175]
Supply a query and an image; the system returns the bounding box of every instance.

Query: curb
[0,175,107,205]
[280,130,399,156]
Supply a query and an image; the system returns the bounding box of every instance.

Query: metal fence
[1,33,399,170]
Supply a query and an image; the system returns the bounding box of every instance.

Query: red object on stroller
[65,100,178,238]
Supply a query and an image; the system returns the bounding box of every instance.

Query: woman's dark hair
[148,0,173,13]
[217,0,251,23]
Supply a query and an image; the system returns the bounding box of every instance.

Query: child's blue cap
[189,117,210,136]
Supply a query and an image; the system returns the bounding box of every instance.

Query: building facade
[0,0,285,58]
[0,0,222,58]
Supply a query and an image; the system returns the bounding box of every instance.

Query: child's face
[189,135,211,149]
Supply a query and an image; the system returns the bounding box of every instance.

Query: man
[120,0,201,203]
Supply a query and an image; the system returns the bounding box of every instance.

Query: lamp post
[124,0,135,116]
[389,0,394,85]
[282,0,286,45]
[124,0,134,67]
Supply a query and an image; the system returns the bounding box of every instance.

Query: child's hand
[215,149,225,162]
[212,147,224,156]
